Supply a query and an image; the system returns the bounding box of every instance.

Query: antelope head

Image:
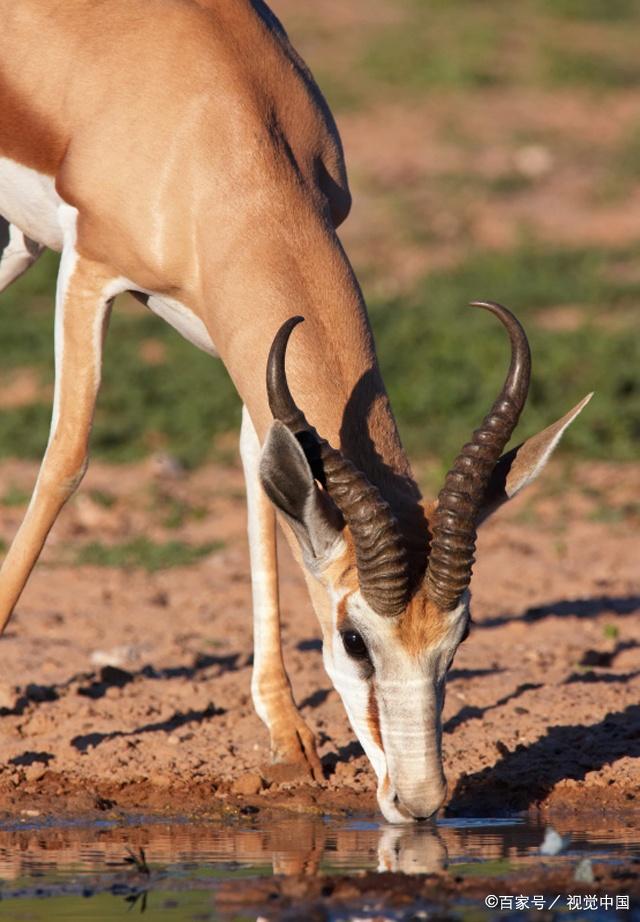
[259,307,590,824]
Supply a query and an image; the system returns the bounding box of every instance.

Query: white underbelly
[128,287,218,357]
[0,157,64,251]
[145,293,218,356]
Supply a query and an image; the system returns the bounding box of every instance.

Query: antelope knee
[40,451,89,499]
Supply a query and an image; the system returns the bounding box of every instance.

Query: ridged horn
[424,301,531,611]
[267,316,409,617]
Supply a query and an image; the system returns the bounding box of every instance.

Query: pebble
[230,771,263,796]
[24,764,47,783]
[540,826,571,856]
[90,646,138,668]
[514,144,553,179]
[574,857,595,883]
[260,761,312,786]
[0,682,16,711]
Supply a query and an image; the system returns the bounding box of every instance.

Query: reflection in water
[0,811,637,885]
[0,814,449,881]
[377,824,447,874]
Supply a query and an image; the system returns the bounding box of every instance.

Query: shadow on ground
[447,703,640,815]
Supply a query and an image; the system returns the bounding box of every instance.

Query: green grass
[613,121,640,184]
[313,68,363,113]
[0,484,31,507]
[0,252,240,468]
[486,172,536,197]
[0,889,251,922]
[540,0,640,21]
[149,487,209,529]
[544,47,640,89]
[588,500,640,523]
[362,21,501,93]
[0,243,638,466]
[360,2,508,94]
[75,537,223,572]
[453,858,515,877]
[316,0,640,102]
[369,243,640,462]
[88,488,117,509]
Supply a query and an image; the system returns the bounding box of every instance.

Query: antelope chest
[0,156,218,356]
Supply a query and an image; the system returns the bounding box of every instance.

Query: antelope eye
[342,630,368,659]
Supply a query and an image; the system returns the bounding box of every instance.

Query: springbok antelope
[0,0,590,823]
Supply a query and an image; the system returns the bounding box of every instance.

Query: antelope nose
[394,781,447,821]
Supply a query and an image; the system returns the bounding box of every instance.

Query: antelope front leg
[239,406,323,783]
[0,236,117,634]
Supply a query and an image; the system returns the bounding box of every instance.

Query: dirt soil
[0,455,637,822]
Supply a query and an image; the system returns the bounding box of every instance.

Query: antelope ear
[478,393,593,525]
[259,421,344,564]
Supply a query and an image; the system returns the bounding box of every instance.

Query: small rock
[149,772,172,788]
[24,764,47,783]
[20,809,40,817]
[514,144,553,179]
[260,762,313,786]
[90,646,138,668]
[574,858,595,883]
[150,453,185,479]
[231,772,263,796]
[0,682,16,711]
[540,826,571,856]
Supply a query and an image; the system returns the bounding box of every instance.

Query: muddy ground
[0,455,637,823]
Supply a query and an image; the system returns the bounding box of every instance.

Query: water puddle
[0,812,637,920]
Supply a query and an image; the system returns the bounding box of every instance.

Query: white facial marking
[323,588,468,824]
